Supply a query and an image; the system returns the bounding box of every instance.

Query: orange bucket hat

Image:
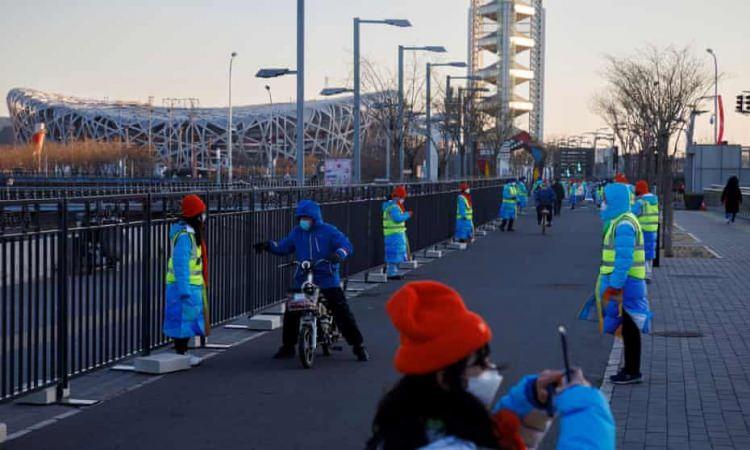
[386,281,492,375]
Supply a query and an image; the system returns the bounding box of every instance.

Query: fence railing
[0,179,506,402]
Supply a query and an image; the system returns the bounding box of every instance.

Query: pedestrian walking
[254,199,369,362]
[498,181,518,231]
[367,281,615,450]
[721,176,743,224]
[454,182,474,243]
[552,179,565,216]
[164,194,210,366]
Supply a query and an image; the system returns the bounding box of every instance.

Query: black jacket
[552,182,565,200]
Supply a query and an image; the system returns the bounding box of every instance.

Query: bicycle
[540,207,551,235]
[280,259,342,369]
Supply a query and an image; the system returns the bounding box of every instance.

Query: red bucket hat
[459,182,470,192]
[386,281,492,375]
[392,185,407,199]
[614,173,629,184]
[635,180,649,196]
[181,194,206,218]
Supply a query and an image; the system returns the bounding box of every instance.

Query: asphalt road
[11,206,613,450]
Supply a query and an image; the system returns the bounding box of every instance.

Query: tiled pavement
[612,211,750,449]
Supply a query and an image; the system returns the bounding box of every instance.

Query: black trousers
[282,287,364,347]
[537,205,553,225]
[500,219,515,230]
[554,199,562,216]
[174,338,189,355]
[622,312,642,375]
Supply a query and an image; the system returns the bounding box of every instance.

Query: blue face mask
[299,219,313,231]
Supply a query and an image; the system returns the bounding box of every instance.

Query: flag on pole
[31,123,46,172]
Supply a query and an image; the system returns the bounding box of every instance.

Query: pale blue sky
[1,0,748,143]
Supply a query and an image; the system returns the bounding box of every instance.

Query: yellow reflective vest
[383,203,407,236]
[636,197,659,233]
[166,231,204,286]
[457,195,473,220]
[600,212,646,280]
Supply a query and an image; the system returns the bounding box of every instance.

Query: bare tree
[593,46,712,255]
[360,56,427,181]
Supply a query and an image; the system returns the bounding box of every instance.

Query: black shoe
[508,227,515,232]
[273,345,295,359]
[353,345,369,362]
[610,370,642,385]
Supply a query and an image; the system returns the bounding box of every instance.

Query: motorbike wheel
[298,325,315,369]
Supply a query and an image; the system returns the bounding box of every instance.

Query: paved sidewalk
[612,211,750,449]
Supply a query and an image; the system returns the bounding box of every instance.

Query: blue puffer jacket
[632,193,659,260]
[497,376,614,450]
[498,184,517,220]
[383,199,412,264]
[420,376,615,450]
[598,183,651,333]
[268,200,353,289]
[164,221,206,339]
[535,186,556,206]
[454,194,474,241]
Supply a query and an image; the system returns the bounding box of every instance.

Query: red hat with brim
[387,281,492,375]
[459,182,469,192]
[182,194,206,218]
[635,180,649,196]
[392,185,407,199]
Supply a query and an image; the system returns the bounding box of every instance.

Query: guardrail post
[140,194,152,355]
[55,195,69,400]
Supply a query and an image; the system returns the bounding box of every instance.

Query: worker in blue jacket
[254,199,368,362]
[632,180,659,283]
[383,186,413,278]
[498,182,518,231]
[516,177,529,214]
[595,183,651,385]
[454,182,474,243]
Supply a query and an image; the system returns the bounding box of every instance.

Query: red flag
[718,95,725,144]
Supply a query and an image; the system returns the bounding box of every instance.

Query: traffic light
[738,95,744,113]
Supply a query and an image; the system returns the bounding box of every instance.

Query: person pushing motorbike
[254,199,369,362]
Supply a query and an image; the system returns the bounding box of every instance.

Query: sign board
[324,159,352,186]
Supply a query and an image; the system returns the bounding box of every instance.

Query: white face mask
[465,189,471,194]
[466,370,504,408]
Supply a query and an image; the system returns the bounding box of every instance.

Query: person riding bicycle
[534,181,557,227]
[254,199,369,362]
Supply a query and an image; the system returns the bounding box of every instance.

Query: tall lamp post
[706,48,718,145]
[446,75,480,179]
[256,0,305,186]
[397,45,446,182]
[352,18,411,184]
[227,51,238,184]
[425,61,466,181]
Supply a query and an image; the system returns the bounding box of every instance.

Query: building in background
[6,88,380,174]
[469,0,545,141]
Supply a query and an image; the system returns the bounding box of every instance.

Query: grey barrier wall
[0,180,506,402]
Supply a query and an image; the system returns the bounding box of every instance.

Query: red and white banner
[31,123,46,171]
[717,95,725,144]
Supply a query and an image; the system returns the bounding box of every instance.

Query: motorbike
[280,260,341,369]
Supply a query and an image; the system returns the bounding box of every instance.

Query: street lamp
[446,76,481,178]
[706,48,718,145]
[425,61,466,181]
[397,45,447,181]
[352,18,411,184]
[256,66,303,183]
[253,0,305,185]
[457,86,488,178]
[320,87,354,96]
[227,51,238,185]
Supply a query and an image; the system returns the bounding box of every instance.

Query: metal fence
[0,180,506,402]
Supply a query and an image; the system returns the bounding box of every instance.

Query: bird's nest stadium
[6,88,382,171]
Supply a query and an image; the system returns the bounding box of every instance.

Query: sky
[1,0,748,145]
